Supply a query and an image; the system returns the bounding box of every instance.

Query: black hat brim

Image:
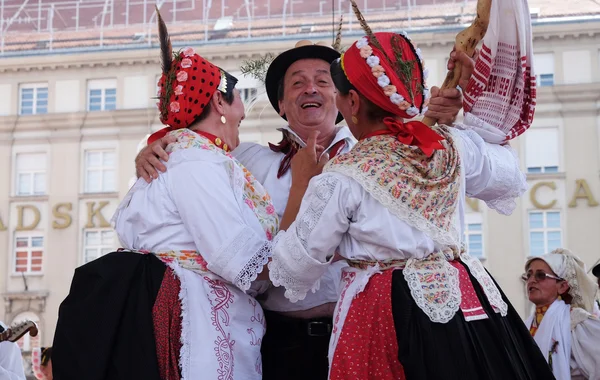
[265,45,344,124]
[593,263,600,278]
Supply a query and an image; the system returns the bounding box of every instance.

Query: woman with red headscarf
[52,13,277,380]
[268,24,554,380]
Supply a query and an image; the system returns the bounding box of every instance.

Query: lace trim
[268,230,324,303]
[209,226,270,292]
[460,253,508,316]
[562,253,585,310]
[570,307,593,330]
[474,141,528,216]
[234,242,272,292]
[328,165,461,250]
[297,175,339,250]
[403,254,461,323]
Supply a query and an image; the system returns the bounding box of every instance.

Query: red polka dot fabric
[330,269,406,380]
[152,267,183,380]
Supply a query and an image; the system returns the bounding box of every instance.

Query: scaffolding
[1,0,594,56]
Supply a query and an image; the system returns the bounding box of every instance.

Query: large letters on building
[568,179,599,208]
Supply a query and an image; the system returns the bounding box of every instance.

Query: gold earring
[220,115,227,124]
[351,115,358,124]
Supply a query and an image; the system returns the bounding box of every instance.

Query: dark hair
[41,346,52,366]
[190,70,238,125]
[330,59,395,122]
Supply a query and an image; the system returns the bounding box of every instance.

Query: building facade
[1,1,599,375]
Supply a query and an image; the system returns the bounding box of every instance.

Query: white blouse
[233,126,356,312]
[113,146,274,296]
[269,128,528,302]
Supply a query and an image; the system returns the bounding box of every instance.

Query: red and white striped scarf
[460,0,536,143]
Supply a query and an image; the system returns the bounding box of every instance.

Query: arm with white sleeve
[570,308,600,379]
[269,173,354,303]
[452,128,528,215]
[169,158,272,294]
[0,342,26,380]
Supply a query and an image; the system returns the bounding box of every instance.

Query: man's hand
[423,48,478,126]
[290,130,328,188]
[424,87,462,126]
[135,135,175,182]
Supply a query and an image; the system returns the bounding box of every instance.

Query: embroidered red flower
[181,58,193,68]
[182,47,195,57]
[177,71,188,82]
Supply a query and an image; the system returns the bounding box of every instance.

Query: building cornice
[1,20,599,74]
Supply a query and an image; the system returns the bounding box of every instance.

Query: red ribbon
[364,117,445,157]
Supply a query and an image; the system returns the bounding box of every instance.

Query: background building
[0,0,599,376]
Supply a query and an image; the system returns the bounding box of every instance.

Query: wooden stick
[422,0,492,127]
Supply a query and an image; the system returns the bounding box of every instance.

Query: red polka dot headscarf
[156,46,238,130]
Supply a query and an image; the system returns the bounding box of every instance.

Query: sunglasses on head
[521,270,564,282]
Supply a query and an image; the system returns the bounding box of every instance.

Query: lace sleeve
[456,129,528,215]
[209,226,272,293]
[268,174,351,302]
[477,145,528,215]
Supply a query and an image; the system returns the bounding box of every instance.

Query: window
[88,79,117,111]
[240,88,258,104]
[12,312,41,352]
[525,128,559,173]
[84,150,116,193]
[19,83,48,115]
[14,235,44,274]
[83,229,115,263]
[464,213,484,259]
[529,211,562,256]
[15,153,47,196]
[534,53,554,87]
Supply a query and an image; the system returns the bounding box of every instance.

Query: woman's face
[526,259,569,307]
[221,89,245,150]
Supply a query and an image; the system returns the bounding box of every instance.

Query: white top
[525,299,600,380]
[113,145,274,296]
[233,126,356,312]
[268,128,528,303]
[0,341,26,380]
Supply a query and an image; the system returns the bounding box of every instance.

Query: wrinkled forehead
[285,58,332,80]
[526,258,555,274]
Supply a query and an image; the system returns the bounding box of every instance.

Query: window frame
[12,234,44,275]
[82,228,115,264]
[83,149,117,193]
[87,79,117,112]
[528,210,562,257]
[18,83,49,115]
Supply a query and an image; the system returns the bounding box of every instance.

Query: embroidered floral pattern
[205,276,235,380]
[354,34,431,116]
[155,249,209,274]
[325,128,462,250]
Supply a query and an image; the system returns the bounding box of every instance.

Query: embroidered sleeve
[169,160,272,293]
[454,129,528,215]
[269,174,353,302]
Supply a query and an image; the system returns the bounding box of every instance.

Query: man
[0,322,26,380]
[136,40,464,379]
[523,249,600,379]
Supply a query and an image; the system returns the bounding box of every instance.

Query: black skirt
[52,252,166,380]
[391,261,556,380]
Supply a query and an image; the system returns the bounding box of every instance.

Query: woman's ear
[211,91,226,116]
[349,89,361,116]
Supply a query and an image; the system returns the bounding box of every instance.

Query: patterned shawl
[325,125,462,250]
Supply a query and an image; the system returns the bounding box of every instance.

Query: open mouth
[301,102,322,109]
[528,286,537,293]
